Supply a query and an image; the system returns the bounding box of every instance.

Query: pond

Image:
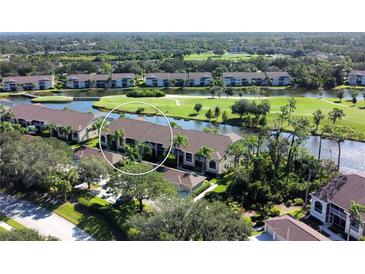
[6,95,365,176]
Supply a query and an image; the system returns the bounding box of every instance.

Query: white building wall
[309,196,328,223]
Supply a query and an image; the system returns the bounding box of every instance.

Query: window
[314,201,323,214]
[186,153,192,162]
[209,160,216,169]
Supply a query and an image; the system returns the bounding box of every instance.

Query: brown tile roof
[265,215,330,241]
[222,71,266,79]
[92,74,110,81]
[74,146,122,165]
[155,165,206,189]
[111,73,135,80]
[187,72,212,80]
[265,71,290,78]
[107,118,241,160]
[313,174,365,219]
[10,104,95,131]
[2,75,54,84]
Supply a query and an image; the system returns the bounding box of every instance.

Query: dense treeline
[1,33,364,89]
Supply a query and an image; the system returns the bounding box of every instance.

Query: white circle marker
[98,100,174,176]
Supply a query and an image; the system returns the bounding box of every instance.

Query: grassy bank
[184,51,273,61]
[94,95,365,138]
[31,96,73,103]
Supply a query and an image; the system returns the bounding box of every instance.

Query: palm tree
[113,128,125,150]
[173,134,189,167]
[195,146,213,174]
[60,126,73,141]
[328,108,345,125]
[322,125,363,170]
[43,122,57,137]
[227,139,247,165]
[92,118,108,132]
[347,201,365,241]
[287,97,297,119]
[135,141,152,162]
[313,109,325,131]
[2,109,15,121]
[124,144,139,162]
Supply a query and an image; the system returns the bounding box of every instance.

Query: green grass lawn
[184,51,273,61]
[213,184,228,193]
[31,96,73,103]
[94,95,365,139]
[325,98,365,108]
[0,214,27,230]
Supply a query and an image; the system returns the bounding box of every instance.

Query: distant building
[310,174,365,240]
[145,72,212,87]
[222,71,291,86]
[66,74,92,89]
[2,75,54,91]
[349,70,365,86]
[66,73,135,89]
[264,215,329,241]
[222,72,266,86]
[265,71,291,86]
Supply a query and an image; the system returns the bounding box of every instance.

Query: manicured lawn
[0,214,27,230]
[184,51,273,61]
[213,184,228,193]
[325,98,365,108]
[94,95,365,139]
[31,96,73,103]
[334,85,365,90]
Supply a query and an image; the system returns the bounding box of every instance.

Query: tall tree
[193,103,202,114]
[196,146,213,173]
[109,163,176,212]
[347,201,365,241]
[127,198,252,241]
[214,106,221,120]
[78,156,110,189]
[173,133,189,167]
[336,90,344,102]
[328,108,345,125]
[313,109,325,131]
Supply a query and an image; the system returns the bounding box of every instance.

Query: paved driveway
[0,192,93,241]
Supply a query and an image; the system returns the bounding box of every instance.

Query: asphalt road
[0,192,93,241]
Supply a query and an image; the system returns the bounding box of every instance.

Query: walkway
[0,192,93,241]
[193,184,218,201]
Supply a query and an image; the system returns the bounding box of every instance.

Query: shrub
[192,181,211,197]
[285,199,293,207]
[269,207,281,217]
[136,107,145,114]
[293,198,304,206]
[127,89,165,98]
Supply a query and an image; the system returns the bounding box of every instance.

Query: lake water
[6,95,365,176]
[56,87,363,99]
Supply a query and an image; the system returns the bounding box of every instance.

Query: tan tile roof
[265,215,330,241]
[111,73,135,80]
[222,72,266,79]
[313,174,365,219]
[11,104,95,131]
[265,71,290,78]
[155,165,206,189]
[67,74,92,82]
[2,75,54,84]
[107,118,241,160]
[74,146,122,165]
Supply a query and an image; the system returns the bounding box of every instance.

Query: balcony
[329,207,347,220]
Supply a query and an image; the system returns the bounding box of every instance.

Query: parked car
[115,195,133,206]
